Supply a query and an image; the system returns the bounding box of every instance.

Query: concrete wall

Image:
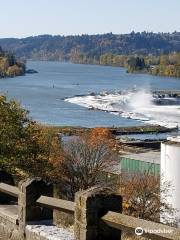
[0,213,23,240]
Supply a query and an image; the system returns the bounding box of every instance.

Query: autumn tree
[0,48,25,78]
[50,129,118,200]
[87,127,115,147]
[160,55,169,65]
[0,95,57,179]
[120,172,178,226]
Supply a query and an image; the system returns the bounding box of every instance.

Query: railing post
[74,186,122,240]
[18,178,53,233]
[53,184,74,227]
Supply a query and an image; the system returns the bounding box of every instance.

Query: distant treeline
[0,46,25,78]
[0,32,180,78]
[99,52,180,78]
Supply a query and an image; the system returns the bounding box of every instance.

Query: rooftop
[166,136,180,146]
[121,151,160,164]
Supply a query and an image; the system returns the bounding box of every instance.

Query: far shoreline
[26,60,180,80]
[39,124,178,136]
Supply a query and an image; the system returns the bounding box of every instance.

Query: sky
[1,0,180,38]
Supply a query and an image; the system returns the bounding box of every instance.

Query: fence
[0,178,180,240]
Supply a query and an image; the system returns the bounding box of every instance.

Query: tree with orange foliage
[50,131,118,200]
[88,127,113,142]
[87,127,117,151]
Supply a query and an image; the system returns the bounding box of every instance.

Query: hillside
[0,32,180,64]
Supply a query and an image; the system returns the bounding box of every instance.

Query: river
[0,61,180,127]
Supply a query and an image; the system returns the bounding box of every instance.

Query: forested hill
[0,32,180,63]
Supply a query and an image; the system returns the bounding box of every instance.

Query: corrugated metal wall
[121,157,160,175]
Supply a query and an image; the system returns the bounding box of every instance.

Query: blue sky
[1,0,180,38]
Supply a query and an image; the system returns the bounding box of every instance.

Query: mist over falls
[65,89,180,128]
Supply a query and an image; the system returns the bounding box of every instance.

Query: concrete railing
[0,178,53,240]
[102,211,180,240]
[0,183,19,197]
[37,187,180,240]
[0,179,180,240]
[37,195,75,213]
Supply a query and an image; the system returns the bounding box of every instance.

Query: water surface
[0,61,179,127]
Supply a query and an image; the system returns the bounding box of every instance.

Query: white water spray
[65,89,180,128]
